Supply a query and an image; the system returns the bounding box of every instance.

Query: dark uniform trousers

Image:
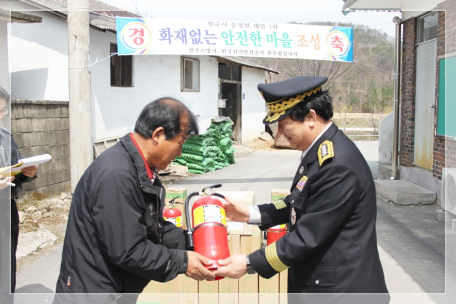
[249,123,389,298]
[10,199,19,293]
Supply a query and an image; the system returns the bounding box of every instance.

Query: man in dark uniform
[216,76,389,298]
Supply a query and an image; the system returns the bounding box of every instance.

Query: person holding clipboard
[0,85,38,297]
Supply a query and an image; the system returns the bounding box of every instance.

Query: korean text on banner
[115,17,353,62]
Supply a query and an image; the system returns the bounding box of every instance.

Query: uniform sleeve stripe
[273,200,286,210]
[265,242,289,272]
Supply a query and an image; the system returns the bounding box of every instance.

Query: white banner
[116,17,353,62]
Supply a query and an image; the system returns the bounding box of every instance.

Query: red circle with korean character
[326,30,350,57]
[121,22,152,51]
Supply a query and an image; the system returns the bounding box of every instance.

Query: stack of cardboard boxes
[138,188,290,304]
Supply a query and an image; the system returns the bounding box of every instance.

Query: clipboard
[0,154,52,177]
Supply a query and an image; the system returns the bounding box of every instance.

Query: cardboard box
[141,279,162,304]
[136,292,162,304]
[141,277,180,304]
[218,191,255,235]
[165,187,188,229]
[279,269,288,304]
[259,274,279,304]
[239,234,261,304]
[159,278,180,304]
[198,280,218,304]
[142,280,161,293]
[219,234,240,304]
[271,189,290,203]
[179,275,198,304]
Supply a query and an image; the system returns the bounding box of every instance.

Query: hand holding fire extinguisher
[185,251,217,281]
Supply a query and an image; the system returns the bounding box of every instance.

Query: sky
[99,0,401,38]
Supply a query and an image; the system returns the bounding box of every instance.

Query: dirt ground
[246,138,277,150]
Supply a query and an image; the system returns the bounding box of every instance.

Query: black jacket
[249,123,388,294]
[55,134,188,296]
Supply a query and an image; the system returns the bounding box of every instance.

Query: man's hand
[185,251,216,281]
[214,254,247,279]
[22,165,38,178]
[0,175,15,190]
[223,196,250,223]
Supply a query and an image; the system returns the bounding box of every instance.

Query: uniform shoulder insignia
[318,140,334,166]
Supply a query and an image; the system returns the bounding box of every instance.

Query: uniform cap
[258,76,328,124]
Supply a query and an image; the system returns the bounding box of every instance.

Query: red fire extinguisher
[267,224,287,245]
[185,184,230,281]
[163,196,183,229]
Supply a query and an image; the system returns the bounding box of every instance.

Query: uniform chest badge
[291,207,297,225]
[295,176,308,192]
[299,166,304,174]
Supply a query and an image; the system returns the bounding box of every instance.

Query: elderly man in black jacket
[216,76,389,299]
[0,86,38,300]
[54,97,215,303]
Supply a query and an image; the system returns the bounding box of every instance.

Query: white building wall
[4,2,267,144]
[6,4,69,101]
[240,67,266,145]
[90,29,220,141]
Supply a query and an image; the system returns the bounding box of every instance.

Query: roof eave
[211,56,279,74]
[342,0,402,13]
[0,8,43,23]
[342,0,360,11]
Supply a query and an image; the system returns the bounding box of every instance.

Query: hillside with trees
[246,22,395,115]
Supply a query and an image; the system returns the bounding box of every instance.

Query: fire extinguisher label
[164,216,182,228]
[270,224,286,229]
[193,205,226,227]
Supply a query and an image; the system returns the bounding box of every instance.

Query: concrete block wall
[11,100,70,196]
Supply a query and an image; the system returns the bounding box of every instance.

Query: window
[181,57,200,92]
[417,12,438,44]
[110,43,133,87]
[218,62,242,81]
[231,65,241,81]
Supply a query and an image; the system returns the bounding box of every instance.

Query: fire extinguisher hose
[185,192,200,250]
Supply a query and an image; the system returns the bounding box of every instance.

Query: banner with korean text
[116,17,353,62]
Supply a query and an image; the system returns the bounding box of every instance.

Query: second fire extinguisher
[163,196,183,228]
[267,224,287,245]
[185,184,230,280]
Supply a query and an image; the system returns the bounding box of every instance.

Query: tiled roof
[20,0,139,32]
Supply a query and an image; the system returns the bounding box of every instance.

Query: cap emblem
[264,86,322,123]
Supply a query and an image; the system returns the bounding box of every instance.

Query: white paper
[227,221,244,231]
[0,154,52,174]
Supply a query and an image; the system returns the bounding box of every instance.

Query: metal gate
[413,40,437,170]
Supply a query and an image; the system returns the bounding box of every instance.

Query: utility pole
[68,0,93,192]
